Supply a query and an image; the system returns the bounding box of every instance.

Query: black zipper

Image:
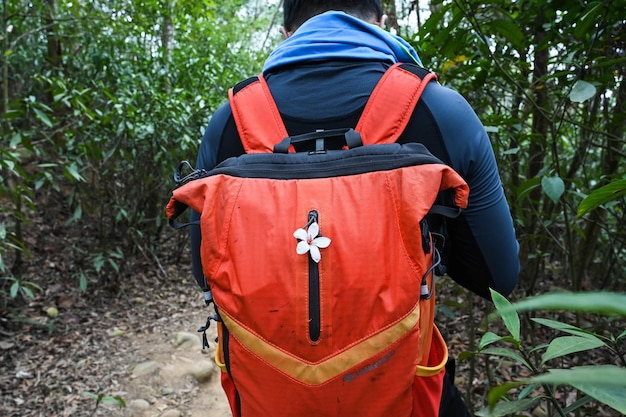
[307,210,321,343]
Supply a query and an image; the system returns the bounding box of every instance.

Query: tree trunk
[1,0,8,116]
[381,0,400,33]
[161,1,173,67]
[520,7,550,293]
[528,13,549,182]
[45,0,61,70]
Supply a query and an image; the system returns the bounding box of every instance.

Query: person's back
[190,1,520,416]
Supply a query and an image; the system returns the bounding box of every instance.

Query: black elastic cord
[273,128,363,153]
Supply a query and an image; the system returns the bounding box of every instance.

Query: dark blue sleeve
[190,103,233,290]
[422,84,520,297]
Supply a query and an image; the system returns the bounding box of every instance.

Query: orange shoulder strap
[356,63,437,145]
[228,76,289,154]
[228,63,437,153]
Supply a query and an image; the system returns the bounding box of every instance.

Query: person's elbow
[490,241,521,298]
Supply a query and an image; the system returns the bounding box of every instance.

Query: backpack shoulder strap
[229,63,437,153]
[356,63,438,145]
[228,76,290,154]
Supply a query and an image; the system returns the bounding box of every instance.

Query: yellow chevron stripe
[219,304,421,385]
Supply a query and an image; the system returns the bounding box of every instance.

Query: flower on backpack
[293,222,331,263]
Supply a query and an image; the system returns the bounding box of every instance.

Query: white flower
[293,222,331,263]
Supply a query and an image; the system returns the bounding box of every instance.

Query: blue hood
[263,11,422,74]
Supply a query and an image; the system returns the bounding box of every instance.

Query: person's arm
[190,103,232,290]
[422,84,520,299]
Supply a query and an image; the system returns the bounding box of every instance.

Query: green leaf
[529,366,626,414]
[502,147,519,155]
[64,163,85,182]
[486,19,526,51]
[617,330,626,341]
[569,383,626,415]
[570,80,597,103]
[562,396,594,414]
[490,289,520,342]
[531,318,602,339]
[541,336,606,365]
[21,286,35,299]
[480,347,532,369]
[485,381,525,407]
[541,176,565,204]
[516,177,541,201]
[65,204,83,226]
[530,365,626,386]
[475,397,540,417]
[574,2,603,39]
[457,351,476,361]
[478,332,503,350]
[507,292,626,316]
[81,391,98,399]
[79,272,88,292]
[577,179,626,218]
[33,108,53,128]
[100,395,126,408]
[10,282,19,298]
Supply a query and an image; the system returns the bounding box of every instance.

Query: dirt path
[0,268,233,417]
[118,308,231,417]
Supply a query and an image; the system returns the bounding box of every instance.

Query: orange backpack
[166,63,469,417]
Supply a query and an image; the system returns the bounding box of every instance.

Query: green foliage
[0,0,279,298]
[2,276,42,300]
[411,0,626,294]
[471,289,626,417]
[82,390,126,415]
[577,179,626,218]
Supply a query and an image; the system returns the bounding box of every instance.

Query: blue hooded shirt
[263,11,422,73]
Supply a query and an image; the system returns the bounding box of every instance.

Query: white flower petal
[313,236,331,248]
[296,241,310,255]
[308,222,320,239]
[293,228,308,241]
[310,245,321,263]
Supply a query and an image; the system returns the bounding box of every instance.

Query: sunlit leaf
[490,289,520,342]
[577,179,626,218]
[540,336,606,365]
[506,292,626,316]
[569,80,597,103]
[478,332,502,350]
[502,147,519,155]
[531,318,602,339]
[530,366,626,414]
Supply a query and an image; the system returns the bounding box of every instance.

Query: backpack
[166,63,469,417]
